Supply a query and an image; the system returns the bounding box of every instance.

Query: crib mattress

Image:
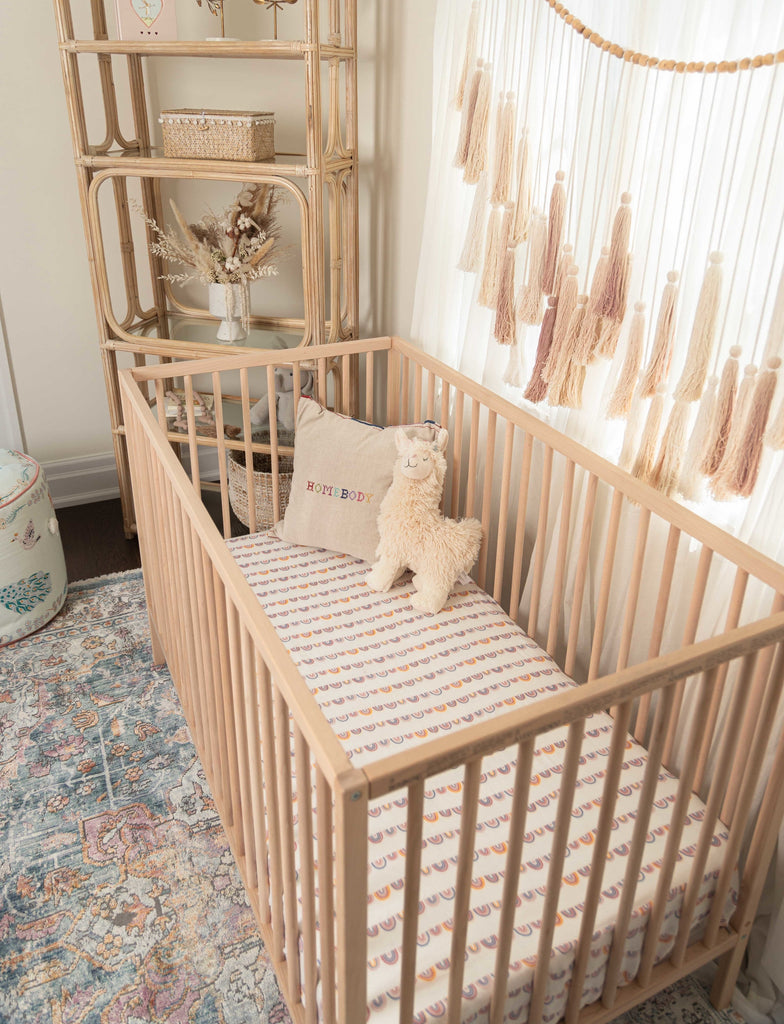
[229,533,735,1024]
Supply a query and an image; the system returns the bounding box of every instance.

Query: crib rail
[121,335,784,1024]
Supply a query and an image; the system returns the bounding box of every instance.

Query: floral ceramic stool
[0,450,68,646]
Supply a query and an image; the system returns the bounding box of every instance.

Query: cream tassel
[701,346,740,477]
[516,208,547,325]
[631,387,666,483]
[711,363,758,498]
[575,246,610,364]
[674,252,724,402]
[639,271,680,398]
[728,358,780,496]
[541,171,566,296]
[543,265,578,384]
[554,244,574,300]
[494,205,518,345]
[503,334,527,388]
[550,295,588,408]
[478,204,503,307]
[524,296,557,403]
[619,387,646,472]
[599,193,633,321]
[491,92,516,205]
[766,392,784,450]
[455,1,479,110]
[607,302,646,419]
[511,130,532,245]
[464,63,493,185]
[455,60,482,169]
[457,172,488,273]
[678,375,717,501]
[650,397,691,497]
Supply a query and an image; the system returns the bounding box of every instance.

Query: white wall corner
[42,453,120,508]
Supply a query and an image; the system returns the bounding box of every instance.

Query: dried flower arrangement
[136,183,282,333]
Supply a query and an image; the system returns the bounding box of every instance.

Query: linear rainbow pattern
[229,534,735,1024]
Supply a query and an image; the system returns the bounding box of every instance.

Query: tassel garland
[710,363,758,498]
[639,271,680,397]
[455,60,482,169]
[550,295,588,408]
[727,358,780,495]
[493,205,518,345]
[464,63,493,185]
[631,387,666,483]
[607,302,646,419]
[478,204,503,307]
[544,265,578,384]
[554,244,574,300]
[576,246,610,363]
[511,130,532,245]
[524,296,558,403]
[491,92,516,205]
[674,252,724,402]
[700,346,741,476]
[650,397,691,497]
[457,172,488,273]
[455,1,479,110]
[678,375,717,500]
[541,171,566,296]
[516,208,547,324]
[599,193,633,321]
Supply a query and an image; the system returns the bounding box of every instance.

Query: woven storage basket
[227,444,294,530]
[159,109,275,162]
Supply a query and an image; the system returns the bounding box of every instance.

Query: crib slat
[602,685,678,1008]
[546,458,576,657]
[671,650,758,966]
[401,356,411,424]
[663,544,714,765]
[316,769,337,1024]
[490,738,535,1024]
[182,375,202,496]
[413,362,423,423]
[447,759,482,1024]
[638,665,719,986]
[694,568,749,792]
[527,444,554,641]
[426,368,436,420]
[587,489,624,681]
[213,567,241,834]
[335,772,368,1024]
[386,348,401,426]
[259,660,285,961]
[226,602,256,884]
[201,549,229,814]
[563,472,599,678]
[465,399,481,519]
[615,507,651,671]
[211,371,232,538]
[492,420,516,606]
[564,701,633,1024]
[294,726,318,1023]
[183,510,216,781]
[528,720,585,1024]
[240,368,258,534]
[244,641,269,915]
[450,390,465,520]
[440,379,451,431]
[508,433,535,621]
[634,524,681,741]
[399,779,425,1024]
[267,364,283,524]
[318,357,328,407]
[274,687,301,1000]
[477,409,497,590]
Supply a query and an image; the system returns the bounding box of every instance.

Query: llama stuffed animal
[367,428,483,614]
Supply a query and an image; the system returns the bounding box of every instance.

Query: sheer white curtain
[411,2,784,1019]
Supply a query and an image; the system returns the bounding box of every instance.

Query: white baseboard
[42,449,221,509]
[43,453,120,508]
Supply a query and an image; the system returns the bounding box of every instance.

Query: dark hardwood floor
[57,499,142,581]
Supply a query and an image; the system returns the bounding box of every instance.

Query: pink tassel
[554,244,574,300]
[576,246,610,364]
[543,265,578,385]
[701,346,740,477]
[549,295,588,408]
[639,271,680,398]
[711,363,758,498]
[516,208,547,325]
[728,358,780,496]
[455,60,482,169]
[541,171,566,296]
[674,252,724,402]
[524,297,557,403]
[599,193,633,321]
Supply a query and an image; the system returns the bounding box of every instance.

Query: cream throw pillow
[273,399,440,563]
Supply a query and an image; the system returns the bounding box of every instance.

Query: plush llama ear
[436,428,449,452]
[395,428,411,454]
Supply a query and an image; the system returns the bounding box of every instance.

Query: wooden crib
[120,336,784,1024]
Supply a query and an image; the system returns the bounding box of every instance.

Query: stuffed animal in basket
[367,428,483,614]
[249,366,314,434]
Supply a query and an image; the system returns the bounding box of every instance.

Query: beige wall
[0,1,436,470]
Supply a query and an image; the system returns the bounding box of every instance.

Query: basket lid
[159,109,275,125]
[0,450,40,509]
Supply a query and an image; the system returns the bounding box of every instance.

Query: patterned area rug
[0,570,746,1024]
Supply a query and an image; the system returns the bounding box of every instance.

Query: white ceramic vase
[208,281,247,343]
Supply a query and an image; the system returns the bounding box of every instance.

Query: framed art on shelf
[114,0,178,40]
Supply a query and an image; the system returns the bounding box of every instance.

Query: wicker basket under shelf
[159,109,275,162]
[228,445,293,530]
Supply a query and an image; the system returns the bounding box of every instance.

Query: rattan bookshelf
[53,0,358,536]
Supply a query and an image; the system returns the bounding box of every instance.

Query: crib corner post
[335,767,369,1024]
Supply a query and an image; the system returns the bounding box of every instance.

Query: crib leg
[711,943,746,1008]
[148,614,166,666]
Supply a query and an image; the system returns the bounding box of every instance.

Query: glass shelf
[122,312,306,354]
